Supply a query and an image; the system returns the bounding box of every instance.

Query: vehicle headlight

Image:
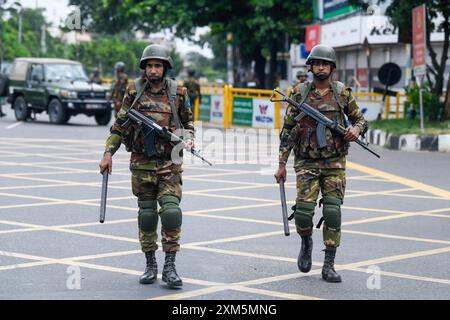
[105,90,111,100]
[59,90,77,98]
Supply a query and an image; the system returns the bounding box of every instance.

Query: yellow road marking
[347,161,450,199]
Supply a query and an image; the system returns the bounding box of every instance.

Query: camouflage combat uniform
[111,72,129,117]
[183,76,201,106]
[279,81,367,249]
[104,76,194,253]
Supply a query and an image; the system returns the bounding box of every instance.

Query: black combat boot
[162,252,183,288]
[321,248,342,283]
[139,251,158,284]
[297,235,313,273]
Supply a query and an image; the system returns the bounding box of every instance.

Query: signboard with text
[198,95,211,121]
[305,24,321,52]
[232,97,276,128]
[210,95,224,124]
[252,98,275,128]
[232,97,253,126]
[323,0,359,20]
[412,4,426,76]
[321,16,361,47]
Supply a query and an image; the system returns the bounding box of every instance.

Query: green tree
[1,3,68,60]
[185,51,226,82]
[69,35,183,79]
[69,0,314,88]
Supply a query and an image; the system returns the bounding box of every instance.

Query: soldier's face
[297,75,307,83]
[145,59,164,83]
[311,60,332,80]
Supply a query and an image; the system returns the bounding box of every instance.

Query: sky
[15,0,213,58]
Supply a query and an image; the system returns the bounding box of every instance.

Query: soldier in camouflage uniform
[99,44,194,288]
[111,61,129,118]
[274,45,368,283]
[293,68,308,89]
[183,69,202,106]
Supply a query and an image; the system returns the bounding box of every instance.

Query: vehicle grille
[78,91,106,99]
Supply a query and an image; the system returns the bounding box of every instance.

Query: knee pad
[294,200,316,229]
[159,196,182,230]
[322,196,342,231]
[138,200,158,232]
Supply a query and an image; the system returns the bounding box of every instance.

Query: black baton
[279,179,290,236]
[99,170,108,223]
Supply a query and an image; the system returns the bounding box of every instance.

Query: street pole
[18,9,22,44]
[226,32,234,85]
[285,32,292,86]
[41,25,47,54]
[418,75,425,133]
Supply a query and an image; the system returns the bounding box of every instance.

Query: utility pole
[226,32,234,85]
[18,8,23,44]
[41,25,47,54]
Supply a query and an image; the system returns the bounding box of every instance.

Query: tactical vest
[184,78,200,102]
[291,81,350,160]
[123,78,183,158]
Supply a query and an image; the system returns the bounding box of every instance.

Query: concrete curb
[366,129,450,152]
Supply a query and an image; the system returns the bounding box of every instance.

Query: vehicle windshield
[0,61,11,75]
[45,63,88,81]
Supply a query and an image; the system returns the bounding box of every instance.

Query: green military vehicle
[7,58,112,125]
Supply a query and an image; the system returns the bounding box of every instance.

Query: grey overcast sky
[16,0,213,58]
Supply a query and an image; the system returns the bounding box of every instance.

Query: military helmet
[114,61,125,72]
[139,44,173,70]
[187,68,195,77]
[296,68,307,77]
[306,44,336,68]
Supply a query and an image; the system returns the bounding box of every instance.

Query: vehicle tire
[48,98,69,124]
[13,96,30,121]
[94,109,112,126]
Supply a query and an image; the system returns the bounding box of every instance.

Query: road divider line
[348,161,450,199]
[4,122,23,130]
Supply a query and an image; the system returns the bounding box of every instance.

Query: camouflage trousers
[131,168,183,253]
[295,167,346,248]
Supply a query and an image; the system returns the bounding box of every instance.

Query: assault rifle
[123,108,212,166]
[270,89,380,158]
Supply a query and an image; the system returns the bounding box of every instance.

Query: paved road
[0,107,449,300]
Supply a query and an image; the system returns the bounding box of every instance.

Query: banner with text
[232,97,275,128]
[252,98,275,128]
[198,95,211,122]
[210,95,224,124]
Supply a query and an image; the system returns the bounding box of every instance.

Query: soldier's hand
[344,126,360,142]
[274,164,287,183]
[99,152,113,174]
[184,139,194,151]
